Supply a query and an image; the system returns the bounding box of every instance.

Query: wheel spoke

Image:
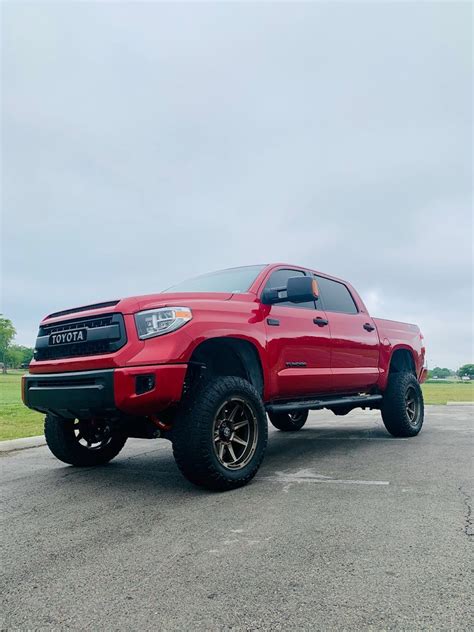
[212,397,258,470]
[233,419,249,431]
[232,434,248,447]
[228,403,242,423]
[218,442,225,461]
[227,443,237,462]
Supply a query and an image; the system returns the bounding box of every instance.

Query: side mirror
[261,276,319,305]
[287,276,319,303]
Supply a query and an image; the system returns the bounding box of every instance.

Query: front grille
[35,313,126,361]
[44,316,113,334]
[36,341,112,360]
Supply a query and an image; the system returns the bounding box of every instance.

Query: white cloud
[1,2,472,369]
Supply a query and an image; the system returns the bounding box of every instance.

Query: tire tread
[44,414,127,466]
[268,410,309,431]
[172,376,267,491]
[381,371,424,437]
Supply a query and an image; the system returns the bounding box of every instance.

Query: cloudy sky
[2,2,472,369]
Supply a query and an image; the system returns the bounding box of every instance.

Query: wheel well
[389,349,416,376]
[187,337,264,395]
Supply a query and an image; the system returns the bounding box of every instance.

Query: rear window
[315,276,358,314]
[164,265,266,294]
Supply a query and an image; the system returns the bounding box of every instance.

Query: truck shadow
[47,420,401,498]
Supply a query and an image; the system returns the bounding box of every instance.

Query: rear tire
[330,406,353,417]
[172,376,268,491]
[268,410,309,431]
[381,372,424,437]
[44,414,127,466]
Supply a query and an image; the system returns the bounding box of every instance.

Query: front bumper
[22,364,187,418]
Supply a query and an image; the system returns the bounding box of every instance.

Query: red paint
[113,364,187,415]
[262,302,333,397]
[28,264,425,414]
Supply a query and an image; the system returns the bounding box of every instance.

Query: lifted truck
[23,264,427,490]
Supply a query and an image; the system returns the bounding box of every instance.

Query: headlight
[134,307,192,339]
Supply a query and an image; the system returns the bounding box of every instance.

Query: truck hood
[119,292,234,313]
[40,292,235,325]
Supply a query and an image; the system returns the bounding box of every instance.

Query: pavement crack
[459,485,473,538]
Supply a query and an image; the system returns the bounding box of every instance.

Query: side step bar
[266,394,383,414]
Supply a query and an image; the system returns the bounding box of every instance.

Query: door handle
[363,323,375,332]
[313,317,329,327]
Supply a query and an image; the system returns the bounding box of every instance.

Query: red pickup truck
[23,264,427,490]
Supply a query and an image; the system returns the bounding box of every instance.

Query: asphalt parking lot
[1,405,472,631]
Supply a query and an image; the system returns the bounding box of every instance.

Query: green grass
[421,381,474,405]
[0,372,472,441]
[0,372,44,440]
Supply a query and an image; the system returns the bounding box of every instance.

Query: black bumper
[23,369,116,418]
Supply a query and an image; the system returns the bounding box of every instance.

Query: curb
[446,402,473,406]
[0,435,46,453]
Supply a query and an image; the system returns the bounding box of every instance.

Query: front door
[262,268,333,400]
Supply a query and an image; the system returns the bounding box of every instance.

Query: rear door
[315,274,379,392]
[262,268,333,399]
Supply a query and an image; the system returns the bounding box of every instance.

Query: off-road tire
[172,376,268,491]
[268,410,309,431]
[381,371,424,437]
[44,414,127,466]
[330,406,353,417]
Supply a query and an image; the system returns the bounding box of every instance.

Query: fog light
[135,374,155,395]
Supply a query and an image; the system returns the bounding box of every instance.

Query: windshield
[164,265,266,294]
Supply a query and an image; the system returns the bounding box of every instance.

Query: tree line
[429,365,474,380]
[0,316,34,372]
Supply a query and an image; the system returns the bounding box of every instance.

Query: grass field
[0,372,44,440]
[0,372,472,441]
[421,381,474,404]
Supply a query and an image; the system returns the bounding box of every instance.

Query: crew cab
[22,264,427,490]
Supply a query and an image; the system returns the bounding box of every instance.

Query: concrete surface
[1,406,472,631]
[0,435,45,453]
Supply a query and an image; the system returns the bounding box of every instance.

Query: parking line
[260,469,390,487]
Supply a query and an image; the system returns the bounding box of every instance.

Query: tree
[0,316,16,373]
[457,364,474,380]
[5,344,34,369]
[429,367,451,379]
[5,345,23,369]
[20,346,34,366]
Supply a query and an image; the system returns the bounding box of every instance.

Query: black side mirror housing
[261,275,319,305]
[287,276,319,303]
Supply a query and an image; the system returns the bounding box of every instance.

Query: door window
[315,276,358,314]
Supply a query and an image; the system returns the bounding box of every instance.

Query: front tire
[44,414,127,466]
[268,410,309,431]
[172,376,268,491]
[381,372,424,437]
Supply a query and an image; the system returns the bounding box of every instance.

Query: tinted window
[265,269,315,310]
[315,276,358,314]
[164,265,266,293]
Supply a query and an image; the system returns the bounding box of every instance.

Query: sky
[1,1,472,369]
